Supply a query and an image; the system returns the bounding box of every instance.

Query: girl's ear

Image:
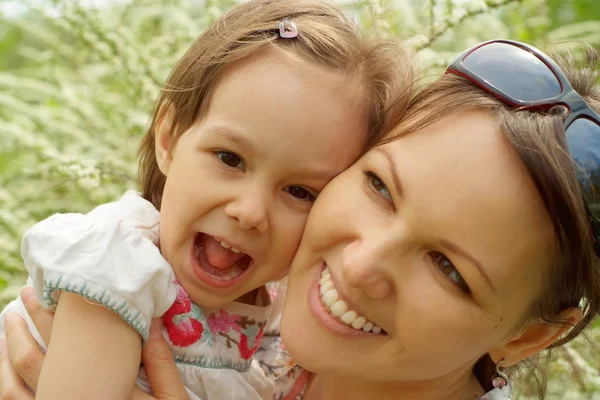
[489,307,582,366]
[155,103,177,176]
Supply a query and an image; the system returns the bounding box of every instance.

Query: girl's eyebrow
[372,147,404,197]
[206,125,256,152]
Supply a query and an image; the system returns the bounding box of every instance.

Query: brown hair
[138,0,415,208]
[380,48,600,397]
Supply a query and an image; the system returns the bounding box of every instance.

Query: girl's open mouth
[191,233,254,288]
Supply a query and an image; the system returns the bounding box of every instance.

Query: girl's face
[282,110,556,387]
[155,49,367,307]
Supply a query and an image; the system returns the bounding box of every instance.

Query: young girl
[0,0,414,399]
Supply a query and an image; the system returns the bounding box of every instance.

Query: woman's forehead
[378,110,555,298]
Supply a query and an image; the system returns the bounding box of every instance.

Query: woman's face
[281,110,555,385]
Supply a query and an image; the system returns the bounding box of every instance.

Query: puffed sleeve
[21,191,178,342]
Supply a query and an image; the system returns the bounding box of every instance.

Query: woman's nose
[340,239,395,300]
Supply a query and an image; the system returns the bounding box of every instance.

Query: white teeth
[210,267,243,281]
[218,240,242,254]
[340,310,357,324]
[351,317,366,330]
[330,300,348,317]
[322,290,338,306]
[320,280,334,294]
[318,268,384,334]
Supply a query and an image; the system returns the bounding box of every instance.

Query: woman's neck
[303,369,484,400]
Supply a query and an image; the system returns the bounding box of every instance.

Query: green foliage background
[0,0,599,398]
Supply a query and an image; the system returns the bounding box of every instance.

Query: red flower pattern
[162,283,204,347]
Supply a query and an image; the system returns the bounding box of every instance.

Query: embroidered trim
[173,354,252,372]
[43,273,150,342]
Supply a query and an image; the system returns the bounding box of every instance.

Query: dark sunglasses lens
[566,118,600,216]
[462,42,562,102]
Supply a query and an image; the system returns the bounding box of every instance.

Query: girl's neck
[303,369,484,400]
[235,288,258,305]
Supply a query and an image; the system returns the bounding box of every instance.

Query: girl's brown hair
[138,0,415,208]
[381,49,600,397]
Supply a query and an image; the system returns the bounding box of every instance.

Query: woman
[2,40,600,399]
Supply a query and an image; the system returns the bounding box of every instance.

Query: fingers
[0,337,34,400]
[4,313,44,392]
[20,287,53,345]
[130,386,154,400]
[141,319,189,400]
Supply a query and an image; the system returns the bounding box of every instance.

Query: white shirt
[0,191,274,400]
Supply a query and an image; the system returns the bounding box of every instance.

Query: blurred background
[0,0,599,398]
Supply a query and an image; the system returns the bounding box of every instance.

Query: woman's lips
[307,263,387,337]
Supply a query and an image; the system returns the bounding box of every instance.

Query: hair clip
[279,18,298,39]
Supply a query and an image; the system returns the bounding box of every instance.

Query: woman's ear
[489,307,582,366]
[155,103,177,176]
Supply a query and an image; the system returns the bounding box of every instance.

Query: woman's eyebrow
[439,239,496,293]
[372,147,404,197]
[371,147,496,293]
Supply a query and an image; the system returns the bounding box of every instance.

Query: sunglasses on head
[446,39,600,256]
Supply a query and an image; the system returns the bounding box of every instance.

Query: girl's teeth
[218,240,241,254]
[319,268,384,334]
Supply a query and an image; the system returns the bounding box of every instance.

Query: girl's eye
[365,171,392,200]
[431,252,471,294]
[216,151,244,169]
[287,186,317,202]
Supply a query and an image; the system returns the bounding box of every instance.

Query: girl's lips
[190,237,254,289]
[307,263,386,338]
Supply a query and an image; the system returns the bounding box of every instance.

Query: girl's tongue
[201,234,246,270]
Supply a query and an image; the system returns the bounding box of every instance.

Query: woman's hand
[0,287,189,400]
[0,287,51,399]
[131,320,190,400]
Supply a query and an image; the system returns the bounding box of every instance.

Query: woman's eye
[431,252,471,293]
[287,186,317,202]
[216,151,244,169]
[366,171,392,200]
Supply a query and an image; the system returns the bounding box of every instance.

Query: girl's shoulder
[25,190,160,245]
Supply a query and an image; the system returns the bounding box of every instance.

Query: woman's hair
[380,48,600,397]
[138,0,416,208]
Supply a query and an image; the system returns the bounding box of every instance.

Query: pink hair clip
[279,18,298,39]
